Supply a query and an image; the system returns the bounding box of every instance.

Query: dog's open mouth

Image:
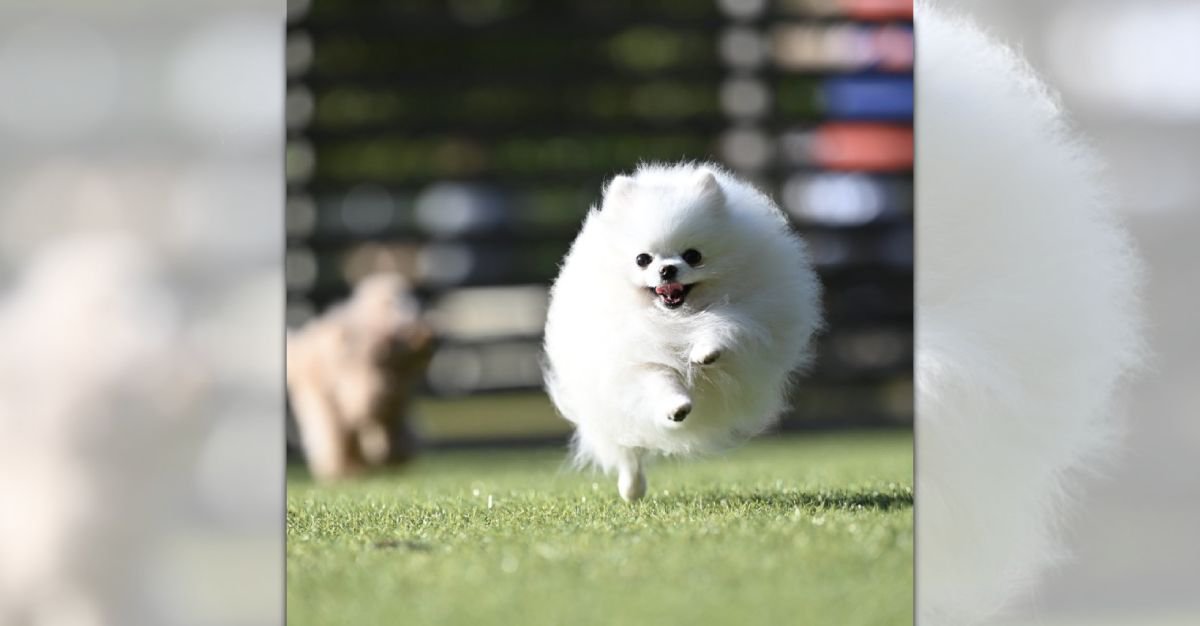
[650,282,694,309]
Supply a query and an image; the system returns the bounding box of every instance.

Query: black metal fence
[285,0,913,433]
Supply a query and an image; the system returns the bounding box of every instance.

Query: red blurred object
[813,123,913,171]
[840,0,913,21]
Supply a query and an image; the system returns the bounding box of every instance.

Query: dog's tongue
[655,282,685,299]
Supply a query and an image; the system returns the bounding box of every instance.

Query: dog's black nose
[659,264,678,280]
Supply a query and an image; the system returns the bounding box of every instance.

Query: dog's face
[347,273,432,365]
[597,170,733,311]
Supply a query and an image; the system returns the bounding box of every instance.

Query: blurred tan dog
[286,273,433,481]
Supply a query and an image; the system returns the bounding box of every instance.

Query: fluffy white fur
[916,3,1143,624]
[0,233,200,625]
[543,162,822,501]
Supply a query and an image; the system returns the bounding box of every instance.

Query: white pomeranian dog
[542,162,823,501]
[917,2,1143,624]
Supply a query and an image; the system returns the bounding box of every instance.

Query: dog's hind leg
[616,446,646,502]
[357,419,391,466]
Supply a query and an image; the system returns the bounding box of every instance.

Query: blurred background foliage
[285,0,913,445]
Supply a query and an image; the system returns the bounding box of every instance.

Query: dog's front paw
[664,395,692,423]
[690,345,721,366]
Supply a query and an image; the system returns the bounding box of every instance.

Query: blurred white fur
[0,232,200,626]
[917,3,1143,623]
[543,162,823,501]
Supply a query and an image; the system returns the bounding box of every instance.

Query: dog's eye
[682,249,702,266]
[635,253,652,267]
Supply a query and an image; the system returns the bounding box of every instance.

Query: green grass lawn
[287,432,913,626]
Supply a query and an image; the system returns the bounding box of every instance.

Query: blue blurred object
[821,76,914,120]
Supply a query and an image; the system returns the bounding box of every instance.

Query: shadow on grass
[665,489,913,513]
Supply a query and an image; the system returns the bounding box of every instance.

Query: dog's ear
[600,175,635,213]
[693,169,725,208]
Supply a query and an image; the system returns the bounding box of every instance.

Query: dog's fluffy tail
[916,3,1145,624]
